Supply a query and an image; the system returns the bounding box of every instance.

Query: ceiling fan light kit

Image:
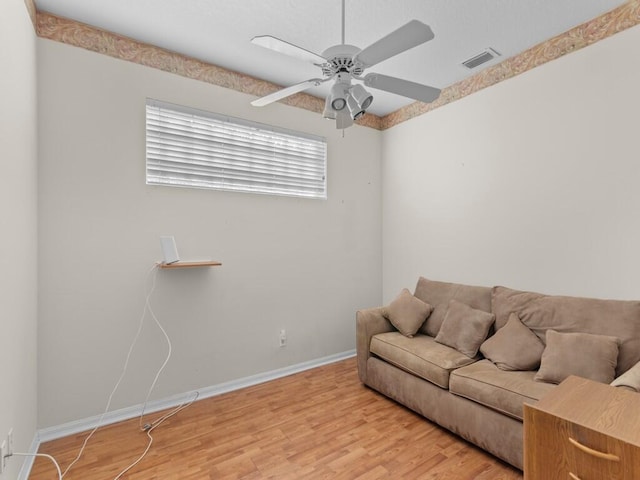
[350,84,373,110]
[323,97,337,120]
[329,79,349,111]
[250,0,441,129]
[346,94,365,120]
[323,72,373,121]
[335,110,354,130]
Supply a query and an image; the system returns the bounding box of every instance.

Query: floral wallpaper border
[35,12,382,130]
[34,1,640,131]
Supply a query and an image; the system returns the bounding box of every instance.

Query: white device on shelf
[159,236,180,265]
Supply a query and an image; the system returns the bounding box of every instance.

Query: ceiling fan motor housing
[321,45,364,77]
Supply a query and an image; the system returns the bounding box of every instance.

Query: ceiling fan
[250,0,441,129]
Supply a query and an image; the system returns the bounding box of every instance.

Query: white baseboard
[31,349,355,459]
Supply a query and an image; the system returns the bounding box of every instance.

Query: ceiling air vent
[462,48,501,69]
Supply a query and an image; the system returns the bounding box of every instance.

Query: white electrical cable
[61,263,159,478]
[137,277,173,429]
[114,267,201,478]
[114,391,199,479]
[10,452,62,480]
[47,262,198,479]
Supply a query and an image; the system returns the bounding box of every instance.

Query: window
[146,99,327,199]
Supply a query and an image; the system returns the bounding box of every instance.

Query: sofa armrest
[611,360,640,393]
[356,306,395,384]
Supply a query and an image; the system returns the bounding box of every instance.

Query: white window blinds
[146,99,327,199]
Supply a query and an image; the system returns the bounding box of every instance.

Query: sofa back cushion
[492,286,640,376]
[414,277,492,337]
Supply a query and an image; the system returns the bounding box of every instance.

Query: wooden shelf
[158,261,222,269]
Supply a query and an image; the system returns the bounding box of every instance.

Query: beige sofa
[356,277,640,469]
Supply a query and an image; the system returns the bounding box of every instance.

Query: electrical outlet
[279,329,287,347]
[1,439,6,474]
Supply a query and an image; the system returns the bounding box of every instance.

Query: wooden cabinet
[524,375,640,480]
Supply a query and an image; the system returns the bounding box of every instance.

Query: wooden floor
[30,358,523,479]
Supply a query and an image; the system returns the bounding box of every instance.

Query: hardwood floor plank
[29,358,522,479]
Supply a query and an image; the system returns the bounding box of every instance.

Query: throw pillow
[435,299,495,358]
[611,360,640,392]
[385,288,433,337]
[535,330,619,384]
[480,313,545,371]
[414,277,492,337]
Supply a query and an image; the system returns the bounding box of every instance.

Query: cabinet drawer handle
[569,473,581,480]
[568,437,620,462]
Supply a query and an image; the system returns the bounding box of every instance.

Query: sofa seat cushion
[370,332,477,389]
[449,360,556,420]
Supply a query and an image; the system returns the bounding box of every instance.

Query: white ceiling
[35,0,625,116]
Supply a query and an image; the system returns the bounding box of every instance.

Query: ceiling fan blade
[363,73,441,103]
[251,35,326,65]
[354,20,434,68]
[251,78,325,107]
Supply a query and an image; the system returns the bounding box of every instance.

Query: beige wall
[0,0,38,476]
[382,25,640,301]
[37,39,382,427]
